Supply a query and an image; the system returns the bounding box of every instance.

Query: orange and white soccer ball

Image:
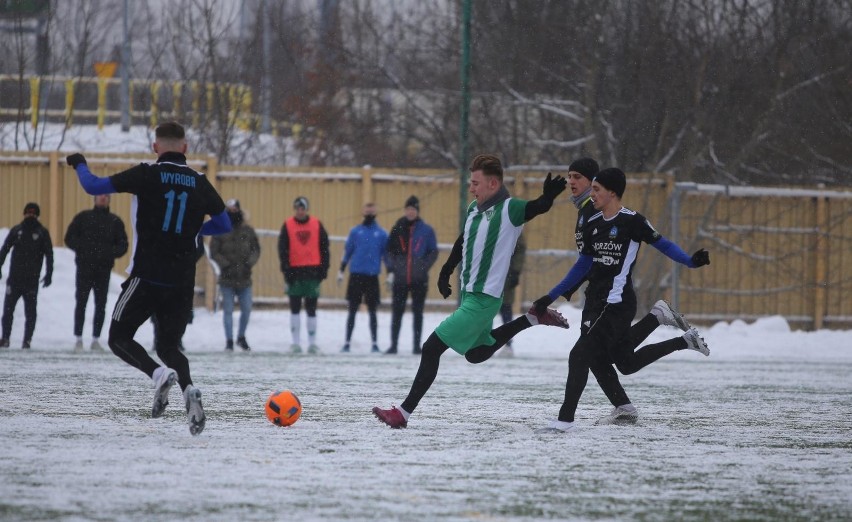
[265,390,302,426]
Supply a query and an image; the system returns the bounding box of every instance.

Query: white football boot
[595,404,639,425]
[683,327,710,356]
[184,385,206,436]
[151,367,178,418]
[651,300,691,331]
[537,419,576,433]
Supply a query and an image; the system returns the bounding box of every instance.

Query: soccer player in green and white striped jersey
[373,154,570,428]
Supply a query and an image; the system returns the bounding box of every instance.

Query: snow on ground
[0,122,298,165]
[1,232,851,520]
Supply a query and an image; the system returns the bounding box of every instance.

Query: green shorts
[287,279,321,298]
[435,292,502,355]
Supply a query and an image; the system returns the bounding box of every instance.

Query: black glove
[542,172,567,200]
[691,249,710,267]
[437,267,453,299]
[0,268,3,280]
[506,270,520,289]
[42,274,52,288]
[531,295,554,315]
[66,153,87,169]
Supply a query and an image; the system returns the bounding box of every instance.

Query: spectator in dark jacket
[384,196,438,355]
[65,194,128,352]
[0,203,54,349]
[210,199,261,351]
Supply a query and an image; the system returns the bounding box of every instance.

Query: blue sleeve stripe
[650,236,694,267]
[76,164,115,195]
[200,210,232,236]
[548,254,593,300]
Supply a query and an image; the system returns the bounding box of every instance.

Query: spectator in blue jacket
[337,202,388,353]
[384,196,438,355]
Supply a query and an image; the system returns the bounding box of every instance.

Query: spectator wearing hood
[65,194,128,352]
[210,198,261,351]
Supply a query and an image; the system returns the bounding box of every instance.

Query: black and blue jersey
[109,152,225,286]
[579,207,661,306]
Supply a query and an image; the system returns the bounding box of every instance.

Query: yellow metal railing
[0,75,256,131]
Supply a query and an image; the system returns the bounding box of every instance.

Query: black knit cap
[568,157,599,181]
[293,196,309,210]
[593,168,627,199]
[23,202,40,217]
[405,195,419,211]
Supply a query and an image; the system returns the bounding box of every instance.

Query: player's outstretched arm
[200,210,232,236]
[651,237,710,268]
[532,254,594,314]
[523,172,567,222]
[66,153,116,195]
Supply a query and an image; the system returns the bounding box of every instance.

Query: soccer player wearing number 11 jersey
[67,122,231,436]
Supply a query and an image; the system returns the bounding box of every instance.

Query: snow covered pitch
[1,235,851,520]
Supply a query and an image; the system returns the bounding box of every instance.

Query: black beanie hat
[293,196,309,210]
[225,198,241,210]
[23,202,40,217]
[593,168,626,198]
[568,157,599,181]
[405,195,419,211]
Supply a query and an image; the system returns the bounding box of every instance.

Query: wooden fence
[2,151,851,330]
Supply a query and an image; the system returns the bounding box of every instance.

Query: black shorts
[582,300,635,362]
[346,274,380,307]
[112,277,194,346]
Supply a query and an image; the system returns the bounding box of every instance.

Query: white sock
[618,403,637,413]
[307,316,317,344]
[290,314,301,345]
[396,406,411,420]
[525,312,539,326]
[152,366,164,384]
[76,336,83,342]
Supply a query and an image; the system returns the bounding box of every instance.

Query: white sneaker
[184,385,206,436]
[537,419,576,433]
[290,343,302,354]
[307,344,320,354]
[73,340,84,353]
[151,367,178,418]
[595,404,639,425]
[651,300,691,331]
[497,346,514,358]
[683,327,710,356]
[89,339,105,352]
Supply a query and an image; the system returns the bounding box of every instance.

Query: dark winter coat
[64,206,128,269]
[0,217,54,288]
[209,221,261,289]
[385,217,438,285]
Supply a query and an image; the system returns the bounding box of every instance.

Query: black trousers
[389,282,427,351]
[1,284,38,341]
[108,277,195,391]
[345,275,380,343]
[74,264,111,337]
[558,302,685,422]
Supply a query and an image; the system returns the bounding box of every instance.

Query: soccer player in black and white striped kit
[66,122,231,435]
[533,167,711,431]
